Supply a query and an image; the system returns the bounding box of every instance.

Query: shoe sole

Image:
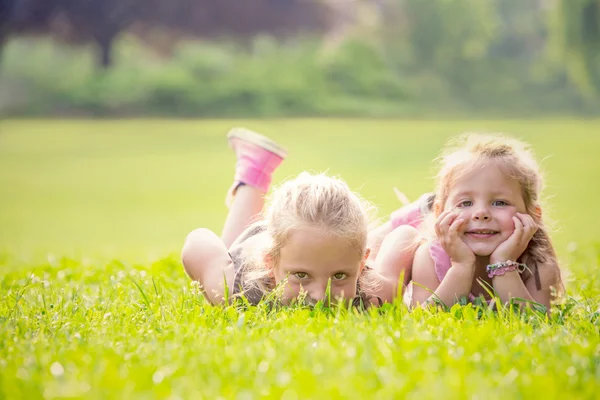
[227,127,288,159]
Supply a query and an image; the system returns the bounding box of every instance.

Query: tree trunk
[97,35,114,69]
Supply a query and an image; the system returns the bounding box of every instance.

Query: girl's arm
[372,225,419,303]
[490,263,561,309]
[489,213,560,309]
[411,243,475,307]
[367,221,395,262]
[181,228,235,305]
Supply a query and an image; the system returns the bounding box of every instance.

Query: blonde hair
[428,133,564,296]
[240,171,377,300]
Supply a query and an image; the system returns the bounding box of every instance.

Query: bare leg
[374,225,419,299]
[221,185,265,248]
[220,127,287,248]
[369,192,434,260]
[367,220,394,261]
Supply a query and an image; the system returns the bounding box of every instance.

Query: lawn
[1,119,599,399]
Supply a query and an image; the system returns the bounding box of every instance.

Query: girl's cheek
[499,207,517,218]
[286,281,300,294]
[453,208,468,220]
[332,282,357,299]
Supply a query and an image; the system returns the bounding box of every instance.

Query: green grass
[1,119,599,399]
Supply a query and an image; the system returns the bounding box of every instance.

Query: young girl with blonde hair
[377,133,564,309]
[182,128,404,306]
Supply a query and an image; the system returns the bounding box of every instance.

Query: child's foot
[226,128,288,206]
[390,192,435,229]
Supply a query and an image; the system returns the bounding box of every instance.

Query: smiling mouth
[465,230,499,239]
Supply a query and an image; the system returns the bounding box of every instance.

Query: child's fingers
[440,211,458,229]
[448,217,465,238]
[437,214,458,240]
[435,210,451,226]
[511,216,524,243]
[517,213,538,238]
[435,211,453,236]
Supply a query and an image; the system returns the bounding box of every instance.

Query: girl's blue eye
[294,272,308,279]
[333,273,347,280]
[492,200,508,206]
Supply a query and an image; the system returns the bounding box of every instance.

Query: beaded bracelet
[486,260,527,278]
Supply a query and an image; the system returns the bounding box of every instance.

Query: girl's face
[272,226,367,305]
[443,164,527,257]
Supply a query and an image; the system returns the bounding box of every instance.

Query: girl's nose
[308,282,330,303]
[472,206,491,221]
[309,289,327,303]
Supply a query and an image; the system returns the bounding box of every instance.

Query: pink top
[428,241,484,303]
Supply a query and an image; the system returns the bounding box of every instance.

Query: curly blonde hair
[239,172,378,301]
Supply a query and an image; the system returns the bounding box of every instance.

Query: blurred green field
[1,119,599,399]
[1,119,599,260]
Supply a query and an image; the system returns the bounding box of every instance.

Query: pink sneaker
[226,128,288,206]
[390,192,435,229]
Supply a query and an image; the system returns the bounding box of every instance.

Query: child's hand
[490,213,537,264]
[435,210,475,267]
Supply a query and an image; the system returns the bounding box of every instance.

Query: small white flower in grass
[566,366,576,376]
[511,334,524,346]
[47,253,57,266]
[503,368,518,384]
[153,371,164,384]
[79,383,91,393]
[346,347,356,358]
[139,270,147,278]
[189,281,203,296]
[313,364,323,375]
[117,271,126,280]
[312,342,318,348]
[567,242,578,253]
[258,361,269,373]
[276,371,291,386]
[50,362,64,377]
[16,368,29,379]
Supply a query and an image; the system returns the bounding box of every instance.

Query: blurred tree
[133,0,330,56]
[1,0,56,62]
[379,0,498,87]
[60,0,139,68]
[1,0,331,68]
[0,0,135,69]
[554,0,600,98]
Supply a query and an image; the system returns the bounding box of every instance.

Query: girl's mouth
[465,229,499,239]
